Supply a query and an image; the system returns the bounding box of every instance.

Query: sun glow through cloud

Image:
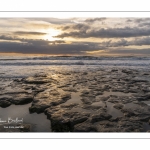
[43,28,61,41]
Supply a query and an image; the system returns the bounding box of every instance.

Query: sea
[0,55,150,78]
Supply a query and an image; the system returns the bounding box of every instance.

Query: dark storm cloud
[0,35,150,55]
[14,31,47,35]
[0,37,104,54]
[1,39,149,55]
[1,34,150,54]
[55,27,150,38]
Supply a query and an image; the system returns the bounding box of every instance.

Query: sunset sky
[0,17,150,56]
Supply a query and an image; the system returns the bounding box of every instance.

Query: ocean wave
[0,61,150,66]
[1,56,150,61]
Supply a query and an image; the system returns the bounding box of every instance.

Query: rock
[61,93,71,101]
[108,97,119,103]
[122,69,133,74]
[103,85,111,90]
[29,104,50,113]
[62,87,77,92]
[81,90,89,95]
[136,94,150,101]
[91,112,112,123]
[113,103,124,110]
[12,94,33,105]
[98,127,122,132]
[109,116,123,122]
[100,96,110,101]
[118,120,142,132]
[0,100,11,108]
[45,106,90,132]
[111,69,118,72]
[95,120,121,132]
[138,116,150,122]
[24,77,50,84]
[50,112,89,132]
[29,91,71,113]
[0,95,13,101]
[121,108,136,117]
[61,103,79,109]
[82,105,103,110]
[1,68,150,132]
[80,97,92,104]
[131,79,147,83]
[74,122,97,132]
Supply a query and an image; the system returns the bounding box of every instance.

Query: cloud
[129,37,150,46]
[99,37,150,47]
[105,39,128,47]
[14,31,47,36]
[0,35,150,55]
[107,48,150,55]
[0,35,61,47]
[1,17,150,56]
[27,18,73,24]
[85,18,106,23]
[26,23,51,29]
[126,19,133,22]
[0,36,105,54]
[0,35,21,41]
[110,37,150,47]
[58,18,106,32]
[55,27,150,38]
[138,22,150,27]
[59,23,90,31]
[134,18,150,23]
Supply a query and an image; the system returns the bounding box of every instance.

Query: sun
[43,28,61,41]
